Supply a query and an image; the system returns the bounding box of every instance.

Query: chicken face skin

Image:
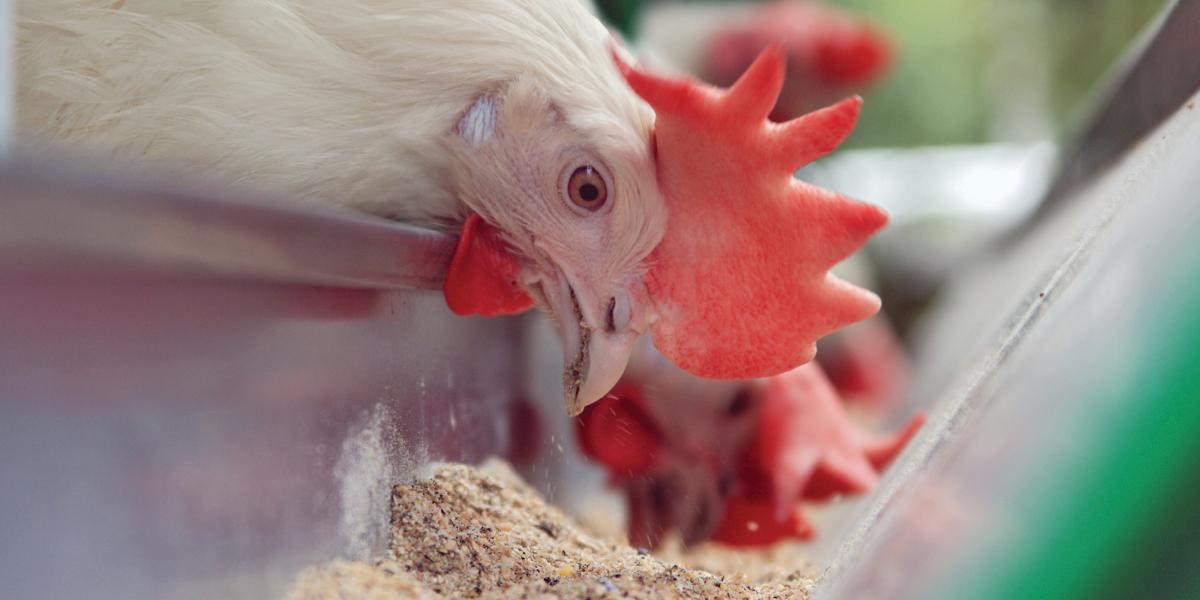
[447,78,666,414]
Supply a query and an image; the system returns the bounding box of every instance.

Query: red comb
[615,45,887,379]
[575,384,664,477]
[814,26,894,85]
[751,364,925,515]
[710,494,814,547]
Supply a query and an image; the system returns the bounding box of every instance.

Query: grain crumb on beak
[549,278,643,416]
[564,288,591,415]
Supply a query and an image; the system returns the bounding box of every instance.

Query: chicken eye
[567,165,608,211]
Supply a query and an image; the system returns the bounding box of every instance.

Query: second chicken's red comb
[614,45,887,379]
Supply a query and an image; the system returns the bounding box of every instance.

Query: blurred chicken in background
[601,0,893,120]
[577,339,924,549]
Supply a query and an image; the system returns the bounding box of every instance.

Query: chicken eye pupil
[579,183,599,202]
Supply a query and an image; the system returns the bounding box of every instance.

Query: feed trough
[2,1,1199,598]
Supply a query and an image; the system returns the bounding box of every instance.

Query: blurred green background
[598,0,1167,148]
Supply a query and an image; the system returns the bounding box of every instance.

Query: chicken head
[445,77,665,416]
[445,43,887,415]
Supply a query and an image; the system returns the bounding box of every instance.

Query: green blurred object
[831,0,1167,148]
[595,0,1167,148]
[965,253,1200,600]
[594,0,645,37]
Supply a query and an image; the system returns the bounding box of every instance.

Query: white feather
[15,0,649,231]
[456,95,497,148]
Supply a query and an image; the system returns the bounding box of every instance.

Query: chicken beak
[572,329,639,415]
[541,275,643,416]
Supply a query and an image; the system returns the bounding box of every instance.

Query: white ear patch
[456,95,498,146]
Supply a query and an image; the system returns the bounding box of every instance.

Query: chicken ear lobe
[443,213,534,316]
[614,45,887,379]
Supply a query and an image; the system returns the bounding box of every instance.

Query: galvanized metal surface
[814,0,1200,595]
[817,83,1200,600]
[0,158,529,599]
[0,156,456,290]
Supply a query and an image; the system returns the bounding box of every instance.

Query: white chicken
[16,0,884,414]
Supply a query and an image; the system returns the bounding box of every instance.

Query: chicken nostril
[608,295,632,333]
